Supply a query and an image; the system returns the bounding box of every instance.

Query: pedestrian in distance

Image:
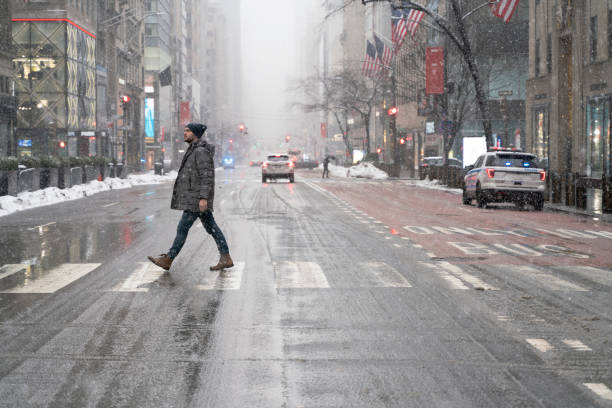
[322,155,330,178]
[148,123,234,272]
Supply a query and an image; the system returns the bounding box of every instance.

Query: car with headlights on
[262,154,294,183]
[463,148,546,210]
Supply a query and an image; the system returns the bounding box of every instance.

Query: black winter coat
[171,138,215,212]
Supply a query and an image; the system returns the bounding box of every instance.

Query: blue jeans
[167,210,229,259]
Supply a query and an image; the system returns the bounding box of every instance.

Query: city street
[0,167,611,407]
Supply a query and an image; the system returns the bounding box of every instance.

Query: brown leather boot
[147,254,173,270]
[210,253,234,271]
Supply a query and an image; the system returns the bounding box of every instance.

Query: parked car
[294,159,319,169]
[262,154,295,183]
[420,156,462,179]
[463,149,546,210]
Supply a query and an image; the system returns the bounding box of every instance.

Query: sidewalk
[545,202,612,221]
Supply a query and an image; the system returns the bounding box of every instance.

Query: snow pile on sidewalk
[0,171,177,217]
[318,162,389,180]
[346,162,389,180]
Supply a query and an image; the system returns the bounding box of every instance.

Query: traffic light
[376,147,382,154]
[238,123,245,132]
[285,135,291,143]
[399,138,405,145]
[120,95,130,108]
[387,106,398,116]
[58,140,66,149]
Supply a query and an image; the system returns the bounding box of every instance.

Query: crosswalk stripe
[196,262,245,290]
[506,265,588,291]
[113,262,165,292]
[526,338,553,352]
[437,261,498,290]
[275,262,329,289]
[1,263,101,294]
[562,339,592,351]
[584,383,612,400]
[352,262,412,288]
[422,262,469,290]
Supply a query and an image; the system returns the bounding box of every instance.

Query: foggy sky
[241,0,316,153]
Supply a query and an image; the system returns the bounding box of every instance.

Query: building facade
[526,0,612,211]
[11,0,97,158]
[0,1,16,157]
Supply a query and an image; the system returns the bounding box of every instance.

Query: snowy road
[0,166,611,407]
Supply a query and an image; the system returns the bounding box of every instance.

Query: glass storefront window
[586,98,611,178]
[533,108,549,160]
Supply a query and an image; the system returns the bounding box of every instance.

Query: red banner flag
[321,122,327,138]
[180,101,190,126]
[426,47,444,95]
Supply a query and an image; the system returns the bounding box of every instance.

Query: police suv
[463,148,546,210]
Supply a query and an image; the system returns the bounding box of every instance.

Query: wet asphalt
[0,166,610,407]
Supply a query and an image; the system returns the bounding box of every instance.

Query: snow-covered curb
[409,177,463,195]
[0,171,178,217]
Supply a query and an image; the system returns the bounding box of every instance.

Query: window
[546,34,552,74]
[586,98,611,177]
[591,16,598,62]
[535,39,540,77]
[533,108,549,160]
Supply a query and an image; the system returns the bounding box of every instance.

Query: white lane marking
[275,262,329,289]
[102,202,119,208]
[394,244,402,248]
[374,221,383,224]
[426,252,436,258]
[526,338,553,352]
[1,263,101,294]
[376,231,385,234]
[510,265,588,291]
[413,244,423,248]
[422,262,469,290]
[356,262,412,287]
[497,315,510,321]
[0,264,29,280]
[562,339,592,351]
[27,222,56,231]
[197,262,245,290]
[560,266,612,287]
[584,383,612,400]
[437,261,498,290]
[113,262,165,292]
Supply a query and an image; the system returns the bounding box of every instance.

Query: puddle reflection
[0,220,148,274]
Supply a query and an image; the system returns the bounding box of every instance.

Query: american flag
[490,0,520,23]
[373,34,393,77]
[392,9,408,50]
[361,40,377,78]
[405,8,425,36]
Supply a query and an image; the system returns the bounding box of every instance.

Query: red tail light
[539,170,546,181]
[262,162,268,168]
[486,168,495,178]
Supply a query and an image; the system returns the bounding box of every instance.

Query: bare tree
[363,0,494,141]
[292,69,384,158]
